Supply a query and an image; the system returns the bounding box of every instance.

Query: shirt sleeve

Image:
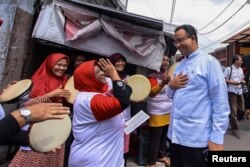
[90,94,123,121]
[208,59,230,144]
[9,130,29,146]
[148,77,163,97]
[148,77,158,88]
[24,95,51,106]
[112,81,132,110]
[90,81,132,121]
[0,114,21,145]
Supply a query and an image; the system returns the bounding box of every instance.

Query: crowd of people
[1,24,249,167]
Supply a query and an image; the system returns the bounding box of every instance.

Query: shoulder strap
[228,66,233,80]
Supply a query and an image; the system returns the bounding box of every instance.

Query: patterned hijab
[74,60,108,93]
[30,53,69,100]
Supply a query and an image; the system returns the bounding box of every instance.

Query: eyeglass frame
[173,35,193,46]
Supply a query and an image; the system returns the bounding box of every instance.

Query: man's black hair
[175,24,198,43]
[232,55,241,64]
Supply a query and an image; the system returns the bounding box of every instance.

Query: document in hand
[124,110,149,135]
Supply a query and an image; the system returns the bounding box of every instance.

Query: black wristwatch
[19,108,31,124]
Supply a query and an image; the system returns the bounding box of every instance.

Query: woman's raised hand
[98,58,120,81]
[159,74,171,87]
[46,85,71,98]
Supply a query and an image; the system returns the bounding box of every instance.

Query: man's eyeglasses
[174,35,192,45]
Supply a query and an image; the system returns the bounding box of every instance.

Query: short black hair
[232,55,242,64]
[175,24,198,43]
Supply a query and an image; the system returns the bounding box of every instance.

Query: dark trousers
[170,143,208,167]
[124,153,128,167]
[147,125,168,165]
[64,129,74,167]
[228,92,245,130]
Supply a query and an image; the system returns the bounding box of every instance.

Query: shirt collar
[232,64,239,69]
[185,48,200,59]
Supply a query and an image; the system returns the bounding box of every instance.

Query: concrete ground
[224,119,250,150]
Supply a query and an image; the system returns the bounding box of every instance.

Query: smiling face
[114,58,126,72]
[174,29,198,57]
[94,65,107,84]
[51,58,68,77]
[161,55,170,71]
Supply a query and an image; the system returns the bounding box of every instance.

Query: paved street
[127,119,250,167]
[224,119,250,150]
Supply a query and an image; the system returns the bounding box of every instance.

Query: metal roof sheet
[223,26,250,44]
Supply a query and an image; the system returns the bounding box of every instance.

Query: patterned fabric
[24,95,51,106]
[9,95,65,167]
[8,145,65,167]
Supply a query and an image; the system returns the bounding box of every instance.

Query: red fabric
[148,77,158,88]
[73,60,108,93]
[30,53,69,99]
[90,94,122,121]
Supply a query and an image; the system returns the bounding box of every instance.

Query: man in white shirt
[224,55,246,139]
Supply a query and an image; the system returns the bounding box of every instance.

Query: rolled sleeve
[209,132,225,145]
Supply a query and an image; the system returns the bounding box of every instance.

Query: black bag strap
[227,67,233,86]
[228,66,233,81]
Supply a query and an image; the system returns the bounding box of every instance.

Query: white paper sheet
[124,110,149,135]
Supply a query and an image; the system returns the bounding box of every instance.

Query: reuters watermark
[207,151,249,167]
